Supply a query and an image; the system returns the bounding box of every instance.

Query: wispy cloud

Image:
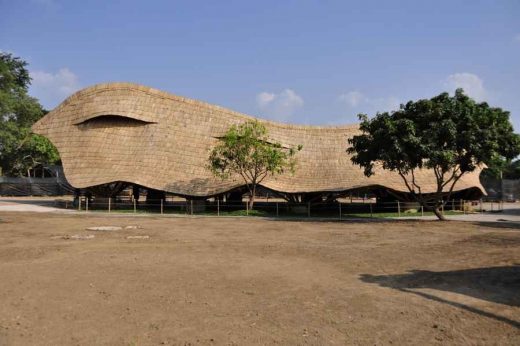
[256,92,276,108]
[30,68,80,108]
[338,91,400,114]
[443,72,486,101]
[256,89,304,121]
[338,91,366,108]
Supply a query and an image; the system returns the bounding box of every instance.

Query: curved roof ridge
[58,82,358,131]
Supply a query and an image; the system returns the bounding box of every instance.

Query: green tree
[209,120,301,209]
[348,89,520,220]
[504,160,520,179]
[480,156,520,180]
[0,52,59,176]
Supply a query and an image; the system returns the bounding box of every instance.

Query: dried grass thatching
[32,83,484,197]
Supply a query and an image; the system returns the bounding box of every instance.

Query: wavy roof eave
[32,82,486,197]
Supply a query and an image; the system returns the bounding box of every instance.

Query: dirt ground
[0,212,518,345]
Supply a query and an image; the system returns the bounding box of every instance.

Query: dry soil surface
[0,212,519,345]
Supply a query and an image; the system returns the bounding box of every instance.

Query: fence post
[369,202,373,217]
[397,200,401,217]
[276,202,279,217]
[161,199,164,215]
[339,202,342,220]
[308,202,311,218]
[108,197,111,213]
[191,200,193,215]
[78,197,81,211]
[421,205,424,217]
[452,199,455,211]
[217,198,220,216]
[246,201,248,216]
[86,198,89,212]
[133,199,136,214]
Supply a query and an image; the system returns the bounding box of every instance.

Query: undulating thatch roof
[32,83,485,197]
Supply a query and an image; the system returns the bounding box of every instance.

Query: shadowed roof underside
[32,82,485,197]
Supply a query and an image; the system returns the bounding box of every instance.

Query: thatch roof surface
[32,83,484,196]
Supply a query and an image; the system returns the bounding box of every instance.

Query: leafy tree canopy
[504,160,520,179]
[348,89,520,220]
[480,156,520,180]
[0,52,59,176]
[208,120,301,208]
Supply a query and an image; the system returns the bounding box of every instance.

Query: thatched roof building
[32,83,484,199]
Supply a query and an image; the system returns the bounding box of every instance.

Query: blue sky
[1,0,519,130]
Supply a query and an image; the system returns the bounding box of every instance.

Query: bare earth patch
[0,212,518,345]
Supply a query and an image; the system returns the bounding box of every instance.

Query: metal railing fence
[56,197,505,219]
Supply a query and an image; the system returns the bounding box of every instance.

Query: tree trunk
[433,206,447,221]
[248,186,256,210]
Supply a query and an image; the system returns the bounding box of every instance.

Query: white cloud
[30,68,80,109]
[256,92,275,108]
[338,91,400,114]
[443,72,486,101]
[256,89,304,121]
[338,91,366,107]
[371,96,401,112]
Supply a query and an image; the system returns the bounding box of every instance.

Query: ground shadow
[470,221,520,231]
[0,198,57,208]
[361,265,520,328]
[490,207,520,217]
